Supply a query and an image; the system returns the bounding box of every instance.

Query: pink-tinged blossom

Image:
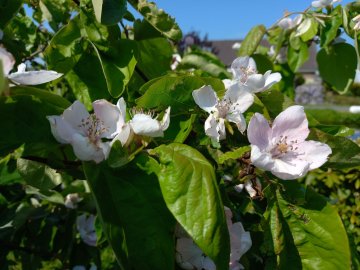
[248,105,332,180]
[76,214,97,247]
[277,15,303,30]
[192,84,254,141]
[230,56,281,93]
[352,15,360,31]
[64,193,82,209]
[175,208,252,270]
[47,99,123,163]
[0,47,62,85]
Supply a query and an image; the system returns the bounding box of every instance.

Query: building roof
[210,39,318,73]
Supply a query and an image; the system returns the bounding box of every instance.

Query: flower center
[78,114,108,145]
[271,135,298,158]
[239,66,257,83]
[215,100,231,118]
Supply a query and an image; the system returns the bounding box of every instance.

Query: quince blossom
[192,84,254,141]
[0,47,62,85]
[113,98,171,145]
[277,15,303,30]
[311,0,341,9]
[47,99,123,163]
[64,193,82,209]
[230,56,282,94]
[76,214,97,247]
[175,207,252,270]
[248,105,332,180]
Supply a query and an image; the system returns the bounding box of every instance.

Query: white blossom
[192,84,254,141]
[112,98,171,145]
[0,47,62,85]
[171,53,182,70]
[248,105,332,180]
[311,0,341,9]
[64,193,82,209]
[277,15,303,30]
[47,99,123,163]
[230,56,281,94]
[76,214,97,247]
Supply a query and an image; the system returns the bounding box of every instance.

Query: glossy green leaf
[17,159,63,190]
[90,40,137,97]
[218,146,251,164]
[44,15,85,74]
[150,143,230,270]
[136,37,173,79]
[0,0,23,28]
[277,183,351,269]
[238,25,266,56]
[173,114,197,143]
[92,0,127,25]
[39,0,72,31]
[317,43,357,92]
[309,128,360,169]
[83,155,175,270]
[128,0,182,41]
[136,74,224,112]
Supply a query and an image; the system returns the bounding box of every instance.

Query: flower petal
[62,101,90,134]
[93,99,121,138]
[0,47,15,76]
[250,145,275,171]
[204,114,226,141]
[176,238,203,265]
[161,107,171,131]
[272,157,309,180]
[130,113,163,137]
[246,74,266,92]
[231,56,257,80]
[263,71,282,91]
[230,222,252,260]
[47,115,77,144]
[112,124,132,146]
[298,140,332,170]
[70,133,106,163]
[8,70,63,85]
[226,111,247,133]
[225,84,254,113]
[248,113,271,150]
[192,85,218,113]
[116,97,127,123]
[272,105,309,142]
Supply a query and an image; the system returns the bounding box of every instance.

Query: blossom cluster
[47,98,170,163]
[192,56,331,181]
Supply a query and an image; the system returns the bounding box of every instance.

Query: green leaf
[150,143,230,270]
[136,74,224,112]
[173,114,197,143]
[90,40,137,98]
[92,0,127,25]
[288,41,309,72]
[0,59,7,94]
[297,18,318,42]
[238,25,266,56]
[136,37,173,79]
[0,0,23,28]
[83,155,175,270]
[218,146,251,164]
[39,0,72,31]
[320,6,342,47]
[277,183,351,269]
[0,87,70,155]
[309,128,360,169]
[178,50,230,79]
[17,159,63,190]
[128,0,182,41]
[317,43,357,92]
[44,15,85,74]
[257,89,293,119]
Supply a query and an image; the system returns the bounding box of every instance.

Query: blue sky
[139,0,353,40]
